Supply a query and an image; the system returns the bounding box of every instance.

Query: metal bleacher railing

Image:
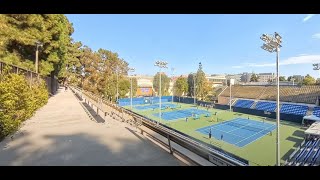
[70,86,248,166]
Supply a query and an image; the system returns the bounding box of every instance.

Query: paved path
[0,88,184,166]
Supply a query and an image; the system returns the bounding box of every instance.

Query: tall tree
[153,72,170,96]
[302,74,316,85]
[60,40,83,85]
[195,62,210,100]
[187,73,196,96]
[250,73,259,82]
[131,78,138,97]
[118,78,130,98]
[0,14,74,76]
[174,76,188,97]
[279,76,286,81]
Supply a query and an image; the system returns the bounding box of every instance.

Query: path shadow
[282,130,305,161]
[125,127,145,142]
[292,130,305,137]
[286,136,304,147]
[81,102,105,123]
[0,132,183,166]
[71,90,83,101]
[282,148,296,162]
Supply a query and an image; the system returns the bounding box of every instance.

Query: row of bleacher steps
[312,106,320,117]
[232,99,309,117]
[254,101,277,112]
[280,104,308,116]
[220,85,320,105]
[220,86,265,100]
[304,139,320,166]
[233,99,254,108]
[287,138,320,166]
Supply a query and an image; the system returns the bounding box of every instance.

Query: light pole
[171,68,175,104]
[260,32,282,166]
[35,41,43,74]
[292,78,295,86]
[128,67,135,110]
[155,60,168,126]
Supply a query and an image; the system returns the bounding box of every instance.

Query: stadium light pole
[260,32,282,166]
[128,67,135,110]
[292,78,295,86]
[155,60,168,126]
[171,67,175,104]
[35,41,43,74]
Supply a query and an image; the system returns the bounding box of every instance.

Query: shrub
[0,73,48,139]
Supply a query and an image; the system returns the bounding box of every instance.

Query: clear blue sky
[66,14,320,78]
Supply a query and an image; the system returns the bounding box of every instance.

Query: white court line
[202,126,246,139]
[234,125,275,147]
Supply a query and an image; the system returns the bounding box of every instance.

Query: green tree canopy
[302,74,316,85]
[153,72,170,96]
[174,76,188,96]
[195,62,211,100]
[187,73,196,97]
[0,14,74,76]
[250,73,259,82]
[279,76,286,81]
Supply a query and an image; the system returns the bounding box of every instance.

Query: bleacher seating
[280,104,308,116]
[219,85,320,105]
[312,106,320,118]
[255,101,276,112]
[287,138,320,166]
[220,86,265,100]
[233,99,254,108]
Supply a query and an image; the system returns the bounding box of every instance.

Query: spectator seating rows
[233,99,254,108]
[280,104,308,116]
[219,85,320,104]
[255,101,277,112]
[312,106,320,118]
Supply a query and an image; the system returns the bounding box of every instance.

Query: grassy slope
[125,102,305,166]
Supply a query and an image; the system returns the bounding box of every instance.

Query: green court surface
[124,102,305,166]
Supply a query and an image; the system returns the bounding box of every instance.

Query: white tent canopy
[303,115,320,124]
[305,122,320,136]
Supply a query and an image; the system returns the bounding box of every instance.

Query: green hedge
[0,73,49,139]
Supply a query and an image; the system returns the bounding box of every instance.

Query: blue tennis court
[153,108,209,121]
[196,118,276,147]
[134,103,177,110]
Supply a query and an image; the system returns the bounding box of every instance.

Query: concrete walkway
[0,88,184,166]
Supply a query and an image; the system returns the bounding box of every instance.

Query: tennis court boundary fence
[71,86,248,166]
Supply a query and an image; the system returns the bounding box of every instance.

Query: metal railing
[0,60,38,79]
[71,86,248,166]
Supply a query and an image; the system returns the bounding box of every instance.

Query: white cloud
[312,33,320,39]
[303,14,315,22]
[232,54,320,68]
[231,65,244,68]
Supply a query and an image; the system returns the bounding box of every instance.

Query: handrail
[72,86,248,166]
[0,60,37,74]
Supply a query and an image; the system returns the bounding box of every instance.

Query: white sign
[230,79,235,85]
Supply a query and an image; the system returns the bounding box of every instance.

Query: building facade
[257,73,275,82]
[205,74,226,87]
